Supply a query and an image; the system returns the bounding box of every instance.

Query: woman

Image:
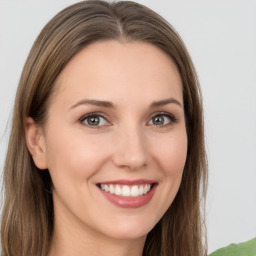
[1,1,208,256]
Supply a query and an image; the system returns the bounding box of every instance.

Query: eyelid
[78,111,178,128]
[79,112,112,128]
[147,111,178,126]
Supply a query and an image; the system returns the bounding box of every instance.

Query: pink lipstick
[97,179,157,208]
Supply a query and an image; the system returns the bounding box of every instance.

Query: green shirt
[210,238,256,256]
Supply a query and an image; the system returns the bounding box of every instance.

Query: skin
[26,40,188,256]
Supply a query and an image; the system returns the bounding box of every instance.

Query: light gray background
[0,0,255,253]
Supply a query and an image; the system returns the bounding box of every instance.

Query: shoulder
[210,238,256,256]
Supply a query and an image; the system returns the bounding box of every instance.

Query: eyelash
[148,112,177,127]
[79,112,110,129]
[78,112,177,129]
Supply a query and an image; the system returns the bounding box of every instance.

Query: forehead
[53,40,183,107]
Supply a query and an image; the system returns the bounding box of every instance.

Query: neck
[48,204,146,256]
[49,227,146,256]
[49,234,145,256]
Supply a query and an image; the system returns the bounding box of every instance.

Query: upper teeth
[100,184,151,197]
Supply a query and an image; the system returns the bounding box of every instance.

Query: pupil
[153,116,164,125]
[88,116,99,125]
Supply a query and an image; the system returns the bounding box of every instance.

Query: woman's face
[37,41,187,241]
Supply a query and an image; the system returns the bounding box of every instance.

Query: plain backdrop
[0,0,255,254]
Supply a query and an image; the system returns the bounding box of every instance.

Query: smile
[99,184,152,197]
[97,180,157,208]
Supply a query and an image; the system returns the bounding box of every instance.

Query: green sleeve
[210,238,256,256]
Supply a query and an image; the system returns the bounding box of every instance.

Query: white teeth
[130,185,139,197]
[109,184,115,194]
[122,185,130,197]
[138,186,144,196]
[143,185,148,194]
[115,185,122,195]
[99,184,152,197]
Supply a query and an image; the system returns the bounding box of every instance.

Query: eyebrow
[150,98,182,108]
[69,97,182,110]
[70,99,114,110]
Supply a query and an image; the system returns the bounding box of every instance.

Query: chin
[101,218,157,241]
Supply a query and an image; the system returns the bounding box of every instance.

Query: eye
[79,113,109,127]
[148,113,177,126]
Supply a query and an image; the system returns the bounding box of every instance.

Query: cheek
[153,131,188,177]
[147,130,187,220]
[44,127,110,182]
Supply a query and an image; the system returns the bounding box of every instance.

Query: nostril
[111,131,148,169]
[112,153,148,170]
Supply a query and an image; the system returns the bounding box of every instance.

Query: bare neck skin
[48,199,146,256]
[49,235,145,256]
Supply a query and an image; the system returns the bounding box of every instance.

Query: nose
[112,125,148,170]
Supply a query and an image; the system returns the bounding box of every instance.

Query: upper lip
[97,179,157,185]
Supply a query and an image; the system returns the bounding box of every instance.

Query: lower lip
[98,184,157,208]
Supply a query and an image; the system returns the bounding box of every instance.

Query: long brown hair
[1,1,207,255]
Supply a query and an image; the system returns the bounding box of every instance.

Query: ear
[25,117,48,170]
